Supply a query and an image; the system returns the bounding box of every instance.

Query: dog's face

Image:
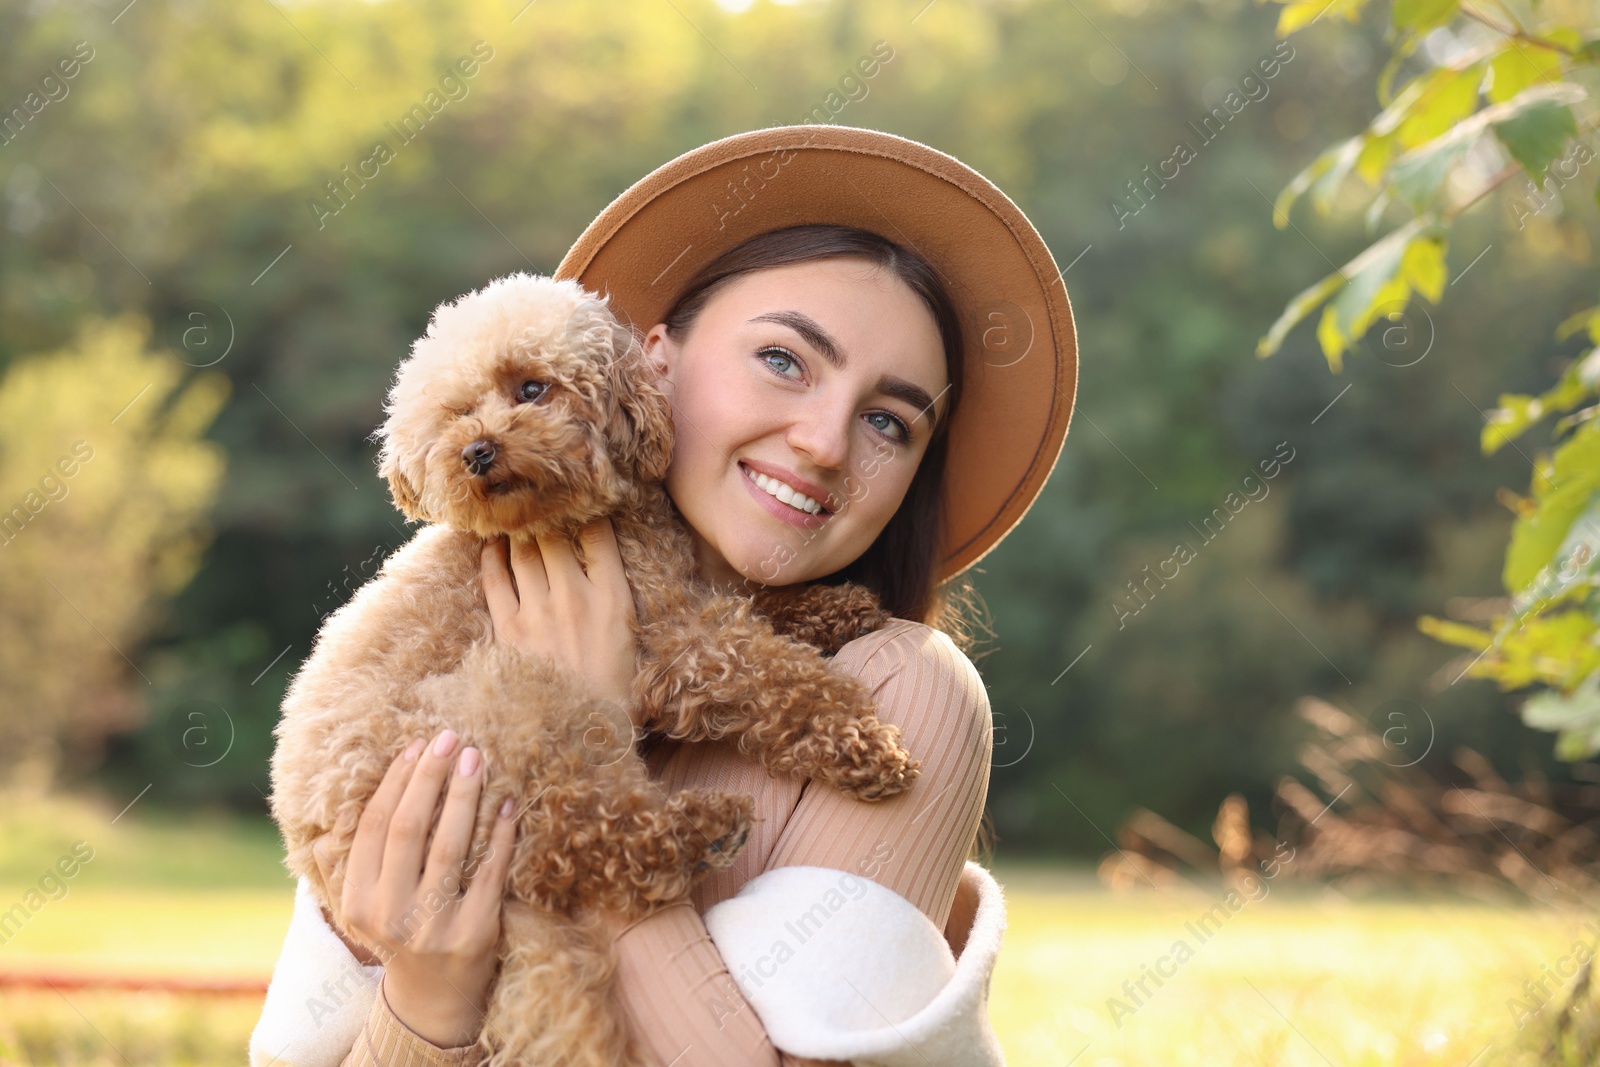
[375,274,673,537]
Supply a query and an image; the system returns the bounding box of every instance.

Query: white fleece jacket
[249,861,1007,1067]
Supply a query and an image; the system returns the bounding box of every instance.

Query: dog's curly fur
[269,273,920,1067]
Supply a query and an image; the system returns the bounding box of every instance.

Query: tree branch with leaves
[1256,0,1600,762]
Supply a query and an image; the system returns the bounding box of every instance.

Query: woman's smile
[737,458,833,530]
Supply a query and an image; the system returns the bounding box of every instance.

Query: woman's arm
[606,622,995,1067]
[247,880,489,1067]
[251,729,518,1067]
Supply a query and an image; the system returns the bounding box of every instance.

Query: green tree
[1257,0,1600,761]
[0,314,228,783]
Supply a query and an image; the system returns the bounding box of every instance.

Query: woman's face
[642,256,949,591]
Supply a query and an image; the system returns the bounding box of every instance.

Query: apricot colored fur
[269,273,919,1067]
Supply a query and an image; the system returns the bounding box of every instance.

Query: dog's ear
[600,320,674,484]
[380,458,427,521]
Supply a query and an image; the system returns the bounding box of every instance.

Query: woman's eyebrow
[747,309,945,429]
[750,310,845,369]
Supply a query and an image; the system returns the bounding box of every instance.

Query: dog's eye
[517,380,550,404]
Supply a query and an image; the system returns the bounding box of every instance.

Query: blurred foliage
[0,0,1583,855]
[0,315,227,782]
[1255,0,1600,762]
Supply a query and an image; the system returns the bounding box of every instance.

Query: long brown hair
[658,223,999,862]
[657,223,975,629]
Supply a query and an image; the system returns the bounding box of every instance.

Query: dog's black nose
[462,439,497,476]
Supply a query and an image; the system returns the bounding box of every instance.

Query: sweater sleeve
[608,622,996,1066]
[247,878,481,1067]
[333,978,485,1067]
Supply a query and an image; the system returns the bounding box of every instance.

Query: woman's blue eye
[759,346,802,378]
[866,412,912,443]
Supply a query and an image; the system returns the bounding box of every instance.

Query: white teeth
[745,465,824,514]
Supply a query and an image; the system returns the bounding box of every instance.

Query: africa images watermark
[1105,839,1297,1028]
[1507,917,1600,1029]
[708,39,896,232]
[705,840,896,1031]
[306,833,499,1028]
[0,841,96,947]
[307,41,495,230]
[1112,440,1296,629]
[0,440,96,547]
[747,434,900,587]
[0,40,96,150]
[1507,126,1600,230]
[1111,38,1297,230]
[314,540,395,621]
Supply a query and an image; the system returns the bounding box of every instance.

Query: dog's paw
[673,789,754,875]
[786,715,922,801]
[694,820,751,874]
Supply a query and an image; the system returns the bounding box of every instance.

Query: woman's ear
[641,323,675,398]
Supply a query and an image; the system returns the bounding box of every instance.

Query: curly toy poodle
[268,272,921,1067]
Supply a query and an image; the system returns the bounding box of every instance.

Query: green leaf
[1488,43,1564,105]
[1396,64,1484,149]
[1505,424,1600,592]
[1522,672,1600,760]
[1417,614,1493,650]
[1542,28,1584,53]
[1316,303,1346,371]
[1276,0,1368,33]
[1402,234,1448,301]
[1555,726,1600,762]
[1258,270,1347,358]
[1390,136,1472,209]
[1483,394,1545,453]
[1327,229,1410,340]
[1377,37,1419,106]
[1274,136,1363,226]
[1257,219,1431,364]
[1494,101,1579,177]
[1370,75,1433,137]
[1554,304,1600,342]
[1522,673,1600,730]
[1508,495,1600,620]
[1355,131,1398,184]
[1393,0,1458,33]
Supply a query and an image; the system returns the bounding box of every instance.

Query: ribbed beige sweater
[319,615,995,1067]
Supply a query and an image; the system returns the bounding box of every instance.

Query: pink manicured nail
[457,746,480,776]
[402,738,426,762]
[432,729,458,758]
[499,797,514,818]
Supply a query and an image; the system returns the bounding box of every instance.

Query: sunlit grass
[1,796,1594,1065]
[991,864,1597,1067]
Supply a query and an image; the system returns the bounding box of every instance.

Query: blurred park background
[3,0,1600,1062]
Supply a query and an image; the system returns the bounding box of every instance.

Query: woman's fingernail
[432,729,458,757]
[499,797,514,818]
[402,738,426,762]
[458,746,480,776]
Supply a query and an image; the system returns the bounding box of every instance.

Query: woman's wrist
[381,963,489,1049]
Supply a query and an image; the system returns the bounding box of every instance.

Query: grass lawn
[0,793,1593,1065]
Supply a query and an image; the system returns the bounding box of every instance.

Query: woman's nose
[786,411,851,471]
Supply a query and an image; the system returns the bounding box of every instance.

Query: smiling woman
[253,125,1077,1067]
[641,224,965,621]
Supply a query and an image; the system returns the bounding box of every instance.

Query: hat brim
[555,124,1078,586]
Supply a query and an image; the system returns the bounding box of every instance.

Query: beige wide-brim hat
[555,124,1078,585]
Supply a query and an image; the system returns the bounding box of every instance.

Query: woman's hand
[312,729,516,1049]
[480,519,641,721]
